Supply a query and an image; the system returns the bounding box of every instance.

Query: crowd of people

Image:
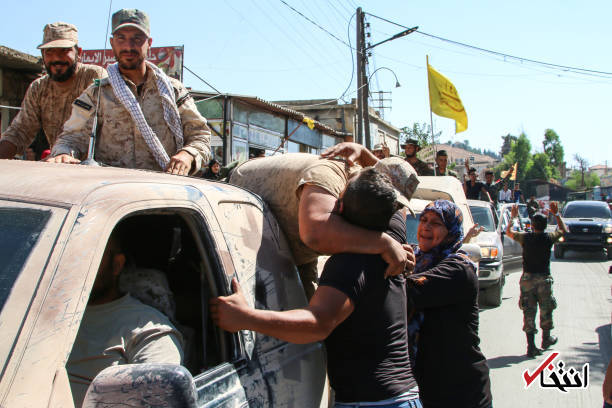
[0,9,575,408]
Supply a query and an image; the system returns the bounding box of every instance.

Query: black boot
[527,333,542,358]
[541,330,558,349]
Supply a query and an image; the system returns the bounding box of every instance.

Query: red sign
[82,46,184,81]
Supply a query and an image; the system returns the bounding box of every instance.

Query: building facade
[191,92,348,165]
[272,98,402,156]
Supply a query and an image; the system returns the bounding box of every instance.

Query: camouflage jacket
[407,157,434,176]
[435,167,458,178]
[1,63,105,153]
[52,66,211,174]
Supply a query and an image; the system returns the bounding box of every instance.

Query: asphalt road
[479,250,612,408]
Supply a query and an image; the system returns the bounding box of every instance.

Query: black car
[554,200,612,259]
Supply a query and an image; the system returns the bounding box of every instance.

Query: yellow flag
[302,116,315,130]
[501,162,518,180]
[427,58,468,133]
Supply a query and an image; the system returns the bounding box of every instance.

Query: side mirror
[83,364,197,408]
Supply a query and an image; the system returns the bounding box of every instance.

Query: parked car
[0,160,328,407]
[496,204,527,267]
[554,200,612,259]
[498,202,531,231]
[467,200,506,307]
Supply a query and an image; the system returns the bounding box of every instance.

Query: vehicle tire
[554,245,564,259]
[481,280,503,307]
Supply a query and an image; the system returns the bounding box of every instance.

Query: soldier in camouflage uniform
[506,202,567,357]
[48,9,210,175]
[0,22,106,159]
[401,138,434,176]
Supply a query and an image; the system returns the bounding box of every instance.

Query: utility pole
[355,7,364,146]
[356,8,371,149]
[355,7,417,149]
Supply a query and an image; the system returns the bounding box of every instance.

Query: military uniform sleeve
[0,79,43,153]
[127,312,184,365]
[297,159,349,198]
[172,80,211,175]
[51,84,98,159]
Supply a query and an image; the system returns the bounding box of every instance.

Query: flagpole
[426,56,437,176]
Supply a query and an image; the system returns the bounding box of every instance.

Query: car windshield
[563,203,611,219]
[0,208,51,312]
[406,213,421,245]
[469,206,496,232]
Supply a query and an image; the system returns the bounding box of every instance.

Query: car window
[563,204,611,219]
[469,206,496,232]
[0,208,51,312]
[406,213,420,245]
[518,205,529,218]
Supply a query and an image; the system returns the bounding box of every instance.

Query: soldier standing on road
[47,9,210,175]
[0,22,106,159]
[401,138,434,176]
[433,150,457,177]
[505,202,567,357]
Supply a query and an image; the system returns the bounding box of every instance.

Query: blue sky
[2,0,610,168]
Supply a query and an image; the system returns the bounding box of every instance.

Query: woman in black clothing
[201,158,221,180]
[406,200,492,408]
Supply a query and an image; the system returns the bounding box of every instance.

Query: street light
[368,67,401,88]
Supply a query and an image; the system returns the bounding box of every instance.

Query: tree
[542,129,564,176]
[525,152,552,181]
[565,170,600,190]
[400,122,441,147]
[573,154,589,188]
[500,134,517,157]
[498,132,533,183]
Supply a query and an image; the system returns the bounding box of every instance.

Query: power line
[278,0,353,48]
[365,11,612,78]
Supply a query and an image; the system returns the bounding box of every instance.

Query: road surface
[479,250,611,407]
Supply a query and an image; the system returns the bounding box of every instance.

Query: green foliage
[499,132,533,183]
[542,129,564,170]
[565,170,600,190]
[525,152,552,181]
[400,122,441,147]
[500,134,517,157]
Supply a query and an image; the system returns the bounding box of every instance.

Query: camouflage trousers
[519,273,557,334]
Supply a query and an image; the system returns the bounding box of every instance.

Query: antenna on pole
[81,0,113,166]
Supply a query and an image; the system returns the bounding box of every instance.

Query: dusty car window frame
[0,199,68,382]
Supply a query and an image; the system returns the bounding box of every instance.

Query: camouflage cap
[112,9,150,36]
[37,22,78,49]
[372,143,384,151]
[374,157,420,212]
[400,138,420,149]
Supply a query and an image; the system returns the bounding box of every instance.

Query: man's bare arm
[298,184,414,277]
[321,142,378,167]
[506,205,519,239]
[549,201,567,233]
[210,278,354,344]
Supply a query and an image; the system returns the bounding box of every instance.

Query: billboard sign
[82,46,184,81]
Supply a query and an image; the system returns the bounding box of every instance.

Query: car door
[214,199,328,408]
[500,209,523,264]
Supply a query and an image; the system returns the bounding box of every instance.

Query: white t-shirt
[67,294,183,407]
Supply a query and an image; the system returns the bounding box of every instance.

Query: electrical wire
[365,11,612,78]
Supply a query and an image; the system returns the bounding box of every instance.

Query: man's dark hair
[532,213,547,231]
[468,167,477,174]
[341,168,398,231]
[436,150,448,158]
[485,170,493,176]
